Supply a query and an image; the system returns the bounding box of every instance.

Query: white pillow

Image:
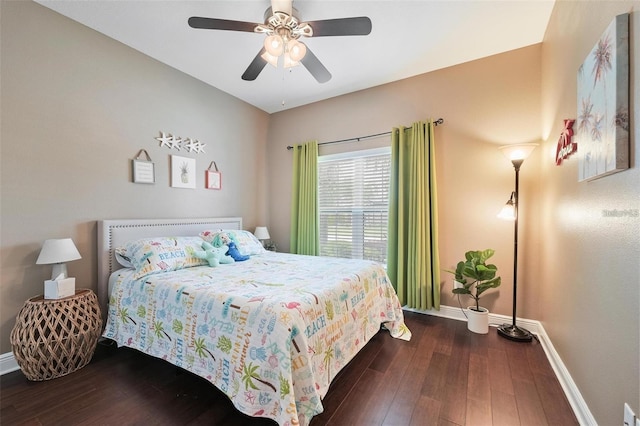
[124,236,209,279]
[114,247,134,268]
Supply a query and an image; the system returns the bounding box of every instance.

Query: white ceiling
[34,0,555,114]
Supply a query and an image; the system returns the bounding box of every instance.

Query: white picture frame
[132,159,155,184]
[132,149,155,184]
[171,155,196,189]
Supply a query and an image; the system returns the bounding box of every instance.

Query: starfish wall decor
[155,131,207,154]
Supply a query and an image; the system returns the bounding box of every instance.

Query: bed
[98,217,410,426]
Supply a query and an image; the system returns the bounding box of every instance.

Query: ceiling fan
[188,0,372,83]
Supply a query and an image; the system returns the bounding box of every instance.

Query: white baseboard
[407,305,596,426]
[536,323,598,426]
[405,304,543,334]
[0,351,20,375]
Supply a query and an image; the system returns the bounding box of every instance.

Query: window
[318,148,391,263]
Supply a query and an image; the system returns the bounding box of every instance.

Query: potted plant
[447,249,501,334]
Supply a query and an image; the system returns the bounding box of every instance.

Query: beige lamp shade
[36,238,81,280]
[498,144,538,162]
[254,227,271,240]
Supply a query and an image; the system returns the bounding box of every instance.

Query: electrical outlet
[453,280,464,289]
[624,403,636,426]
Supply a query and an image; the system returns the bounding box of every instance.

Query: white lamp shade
[288,39,307,62]
[254,227,271,240]
[282,53,300,69]
[497,201,516,220]
[36,238,81,265]
[261,50,279,67]
[264,34,284,57]
[499,144,538,161]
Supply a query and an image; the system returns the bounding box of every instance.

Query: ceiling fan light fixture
[188,4,371,83]
[283,52,300,68]
[264,34,284,56]
[261,50,279,67]
[288,39,307,62]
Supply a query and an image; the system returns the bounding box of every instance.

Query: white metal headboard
[97,217,243,316]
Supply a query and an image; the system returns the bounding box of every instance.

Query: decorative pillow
[124,236,208,279]
[193,241,235,267]
[114,247,134,268]
[200,229,266,256]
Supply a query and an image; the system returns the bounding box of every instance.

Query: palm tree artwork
[152,320,171,341]
[339,291,349,311]
[242,363,276,393]
[279,373,290,398]
[577,13,629,181]
[193,337,216,361]
[118,307,136,325]
[322,346,334,382]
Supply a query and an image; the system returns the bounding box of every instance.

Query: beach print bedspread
[103,252,411,425]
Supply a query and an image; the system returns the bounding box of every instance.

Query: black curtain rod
[286,118,444,150]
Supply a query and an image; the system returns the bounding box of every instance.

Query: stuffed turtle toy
[194,241,234,267]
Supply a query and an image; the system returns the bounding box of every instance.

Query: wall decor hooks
[155,131,206,154]
[132,149,155,184]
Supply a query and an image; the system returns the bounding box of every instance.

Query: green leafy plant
[447,249,501,312]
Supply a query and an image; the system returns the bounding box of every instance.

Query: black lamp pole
[497,158,533,342]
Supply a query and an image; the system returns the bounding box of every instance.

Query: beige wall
[2,1,639,424]
[540,2,640,424]
[267,45,544,321]
[0,1,269,353]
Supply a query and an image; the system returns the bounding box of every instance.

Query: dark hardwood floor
[1,312,577,425]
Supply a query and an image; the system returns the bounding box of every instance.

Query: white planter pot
[466,306,489,334]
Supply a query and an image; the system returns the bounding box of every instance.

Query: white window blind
[318,148,391,263]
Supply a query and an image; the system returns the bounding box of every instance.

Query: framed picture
[576,13,629,181]
[171,155,196,189]
[132,149,155,184]
[205,161,222,190]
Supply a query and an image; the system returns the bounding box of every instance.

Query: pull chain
[281,64,287,107]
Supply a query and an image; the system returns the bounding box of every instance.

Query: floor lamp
[496,144,537,342]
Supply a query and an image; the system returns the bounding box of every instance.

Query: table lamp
[36,238,82,280]
[254,226,271,247]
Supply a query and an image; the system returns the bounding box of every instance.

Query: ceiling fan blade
[188,17,258,33]
[242,48,268,81]
[306,17,372,37]
[300,46,331,83]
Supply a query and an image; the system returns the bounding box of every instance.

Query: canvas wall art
[576,13,629,181]
[171,155,196,189]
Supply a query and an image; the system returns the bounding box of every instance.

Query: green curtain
[290,140,320,255]
[387,120,440,310]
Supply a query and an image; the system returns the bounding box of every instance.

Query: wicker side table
[10,289,103,381]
